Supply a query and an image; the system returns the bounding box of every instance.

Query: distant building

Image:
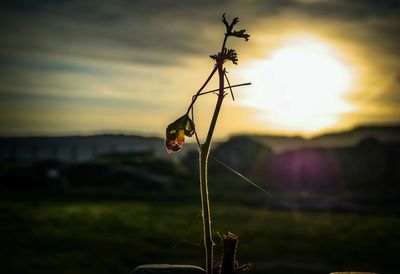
[0,135,165,162]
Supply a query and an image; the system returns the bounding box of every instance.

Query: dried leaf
[165,115,195,153]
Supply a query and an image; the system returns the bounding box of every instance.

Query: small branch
[224,71,235,101]
[191,103,202,149]
[198,82,251,96]
[186,66,218,115]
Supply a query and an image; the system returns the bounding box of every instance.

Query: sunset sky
[0,0,399,139]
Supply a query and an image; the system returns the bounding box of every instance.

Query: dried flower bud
[222,14,250,42]
[210,48,238,65]
[165,115,195,153]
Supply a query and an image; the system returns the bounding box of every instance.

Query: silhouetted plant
[165,14,250,274]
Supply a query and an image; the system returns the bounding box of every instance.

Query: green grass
[1,199,399,274]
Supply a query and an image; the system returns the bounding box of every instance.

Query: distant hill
[239,124,400,153]
[2,125,400,202]
[310,124,400,147]
[209,134,400,196]
[1,123,399,162]
[269,140,400,193]
[212,135,274,174]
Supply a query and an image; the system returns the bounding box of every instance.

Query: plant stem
[199,148,213,274]
[186,66,218,116]
[199,60,225,274]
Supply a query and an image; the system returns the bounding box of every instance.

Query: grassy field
[1,197,399,274]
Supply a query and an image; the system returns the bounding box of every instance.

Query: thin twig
[186,66,218,115]
[191,102,202,148]
[198,82,251,96]
[224,71,235,101]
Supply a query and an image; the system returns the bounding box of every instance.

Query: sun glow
[239,37,355,135]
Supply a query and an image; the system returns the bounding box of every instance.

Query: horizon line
[1,121,399,140]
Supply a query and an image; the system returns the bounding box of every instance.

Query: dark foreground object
[133,265,205,274]
[133,233,249,274]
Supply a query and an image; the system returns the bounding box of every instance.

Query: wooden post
[219,233,250,274]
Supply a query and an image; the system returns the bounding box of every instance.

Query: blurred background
[1,1,399,274]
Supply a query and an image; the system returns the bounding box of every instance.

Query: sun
[238,36,355,135]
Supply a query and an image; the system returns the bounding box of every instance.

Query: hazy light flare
[238,36,356,135]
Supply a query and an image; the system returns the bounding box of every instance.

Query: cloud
[1,0,232,63]
[2,1,398,71]
[0,0,399,136]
